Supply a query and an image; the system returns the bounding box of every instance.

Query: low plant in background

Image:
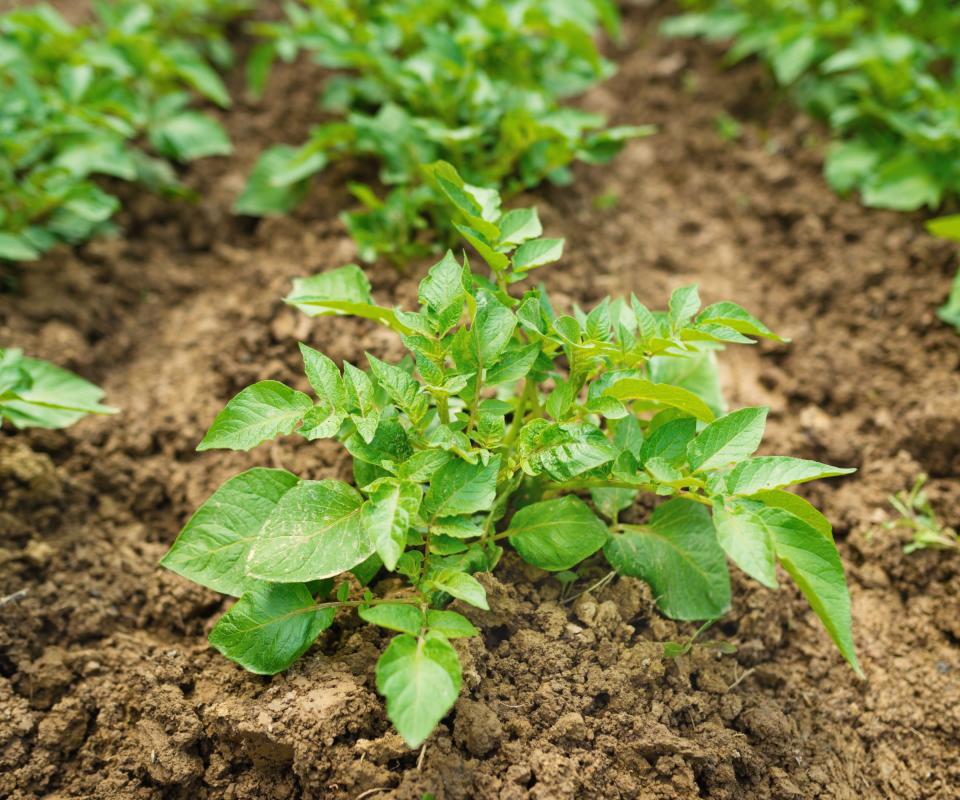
[163,163,860,749]
[886,474,959,554]
[664,0,960,211]
[0,348,117,428]
[236,0,651,263]
[0,0,250,263]
[925,215,960,333]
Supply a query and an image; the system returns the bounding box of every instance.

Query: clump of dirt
[2,1,959,798]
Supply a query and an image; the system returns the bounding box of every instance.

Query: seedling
[163,163,860,749]
[0,1,248,262]
[886,474,959,555]
[714,113,742,143]
[0,348,117,429]
[237,0,652,262]
[665,0,960,210]
[662,619,736,659]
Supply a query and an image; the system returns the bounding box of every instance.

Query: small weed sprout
[886,474,959,554]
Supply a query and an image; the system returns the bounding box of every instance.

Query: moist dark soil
[2,2,959,798]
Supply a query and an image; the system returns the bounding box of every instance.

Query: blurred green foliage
[0,0,250,262]
[237,0,651,263]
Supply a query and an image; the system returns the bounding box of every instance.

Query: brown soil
[2,3,959,799]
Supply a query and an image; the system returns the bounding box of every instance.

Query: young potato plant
[0,0,249,262]
[665,0,960,211]
[163,163,861,749]
[0,348,117,429]
[236,0,650,263]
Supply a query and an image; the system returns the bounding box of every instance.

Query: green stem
[309,595,423,612]
[542,479,713,507]
[437,394,450,426]
[502,378,536,449]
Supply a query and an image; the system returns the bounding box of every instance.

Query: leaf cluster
[163,163,860,749]
[665,0,960,210]
[236,0,651,262]
[0,348,117,429]
[0,0,249,262]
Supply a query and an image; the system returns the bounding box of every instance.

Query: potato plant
[0,0,249,262]
[163,163,860,748]
[0,348,117,429]
[236,0,651,263]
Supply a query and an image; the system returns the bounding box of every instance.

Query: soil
[2,2,959,798]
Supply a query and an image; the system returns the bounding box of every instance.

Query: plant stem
[309,595,422,613]
[502,378,535,449]
[436,394,450,425]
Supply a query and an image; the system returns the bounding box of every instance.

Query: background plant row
[0,0,646,263]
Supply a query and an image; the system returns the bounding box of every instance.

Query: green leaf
[604,499,731,619]
[197,381,312,451]
[507,496,609,572]
[421,455,500,520]
[455,224,509,272]
[362,480,422,571]
[300,405,347,440]
[513,238,564,271]
[0,233,40,261]
[286,266,410,334]
[423,161,500,241]
[639,416,696,467]
[0,355,117,429]
[367,354,427,420]
[724,457,855,496]
[174,49,232,107]
[825,141,879,194]
[149,112,232,161]
[605,378,716,423]
[668,285,700,328]
[426,609,479,638]
[771,33,817,84]
[246,480,372,582]
[208,583,333,675]
[484,343,540,386]
[299,343,347,407]
[397,450,453,482]
[862,154,941,211]
[497,208,542,246]
[926,214,960,242]
[475,292,517,362]
[520,422,618,481]
[234,145,311,215]
[650,353,725,418]
[713,502,779,589]
[161,468,300,596]
[939,266,960,333]
[427,569,489,610]
[695,302,784,342]
[591,487,637,520]
[749,489,833,540]
[687,407,767,471]
[768,509,862,675]
[376,632,462,748]
[418,251,465,333]
[359,603,425,635]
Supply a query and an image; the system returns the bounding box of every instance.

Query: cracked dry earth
[1,2,959,798]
